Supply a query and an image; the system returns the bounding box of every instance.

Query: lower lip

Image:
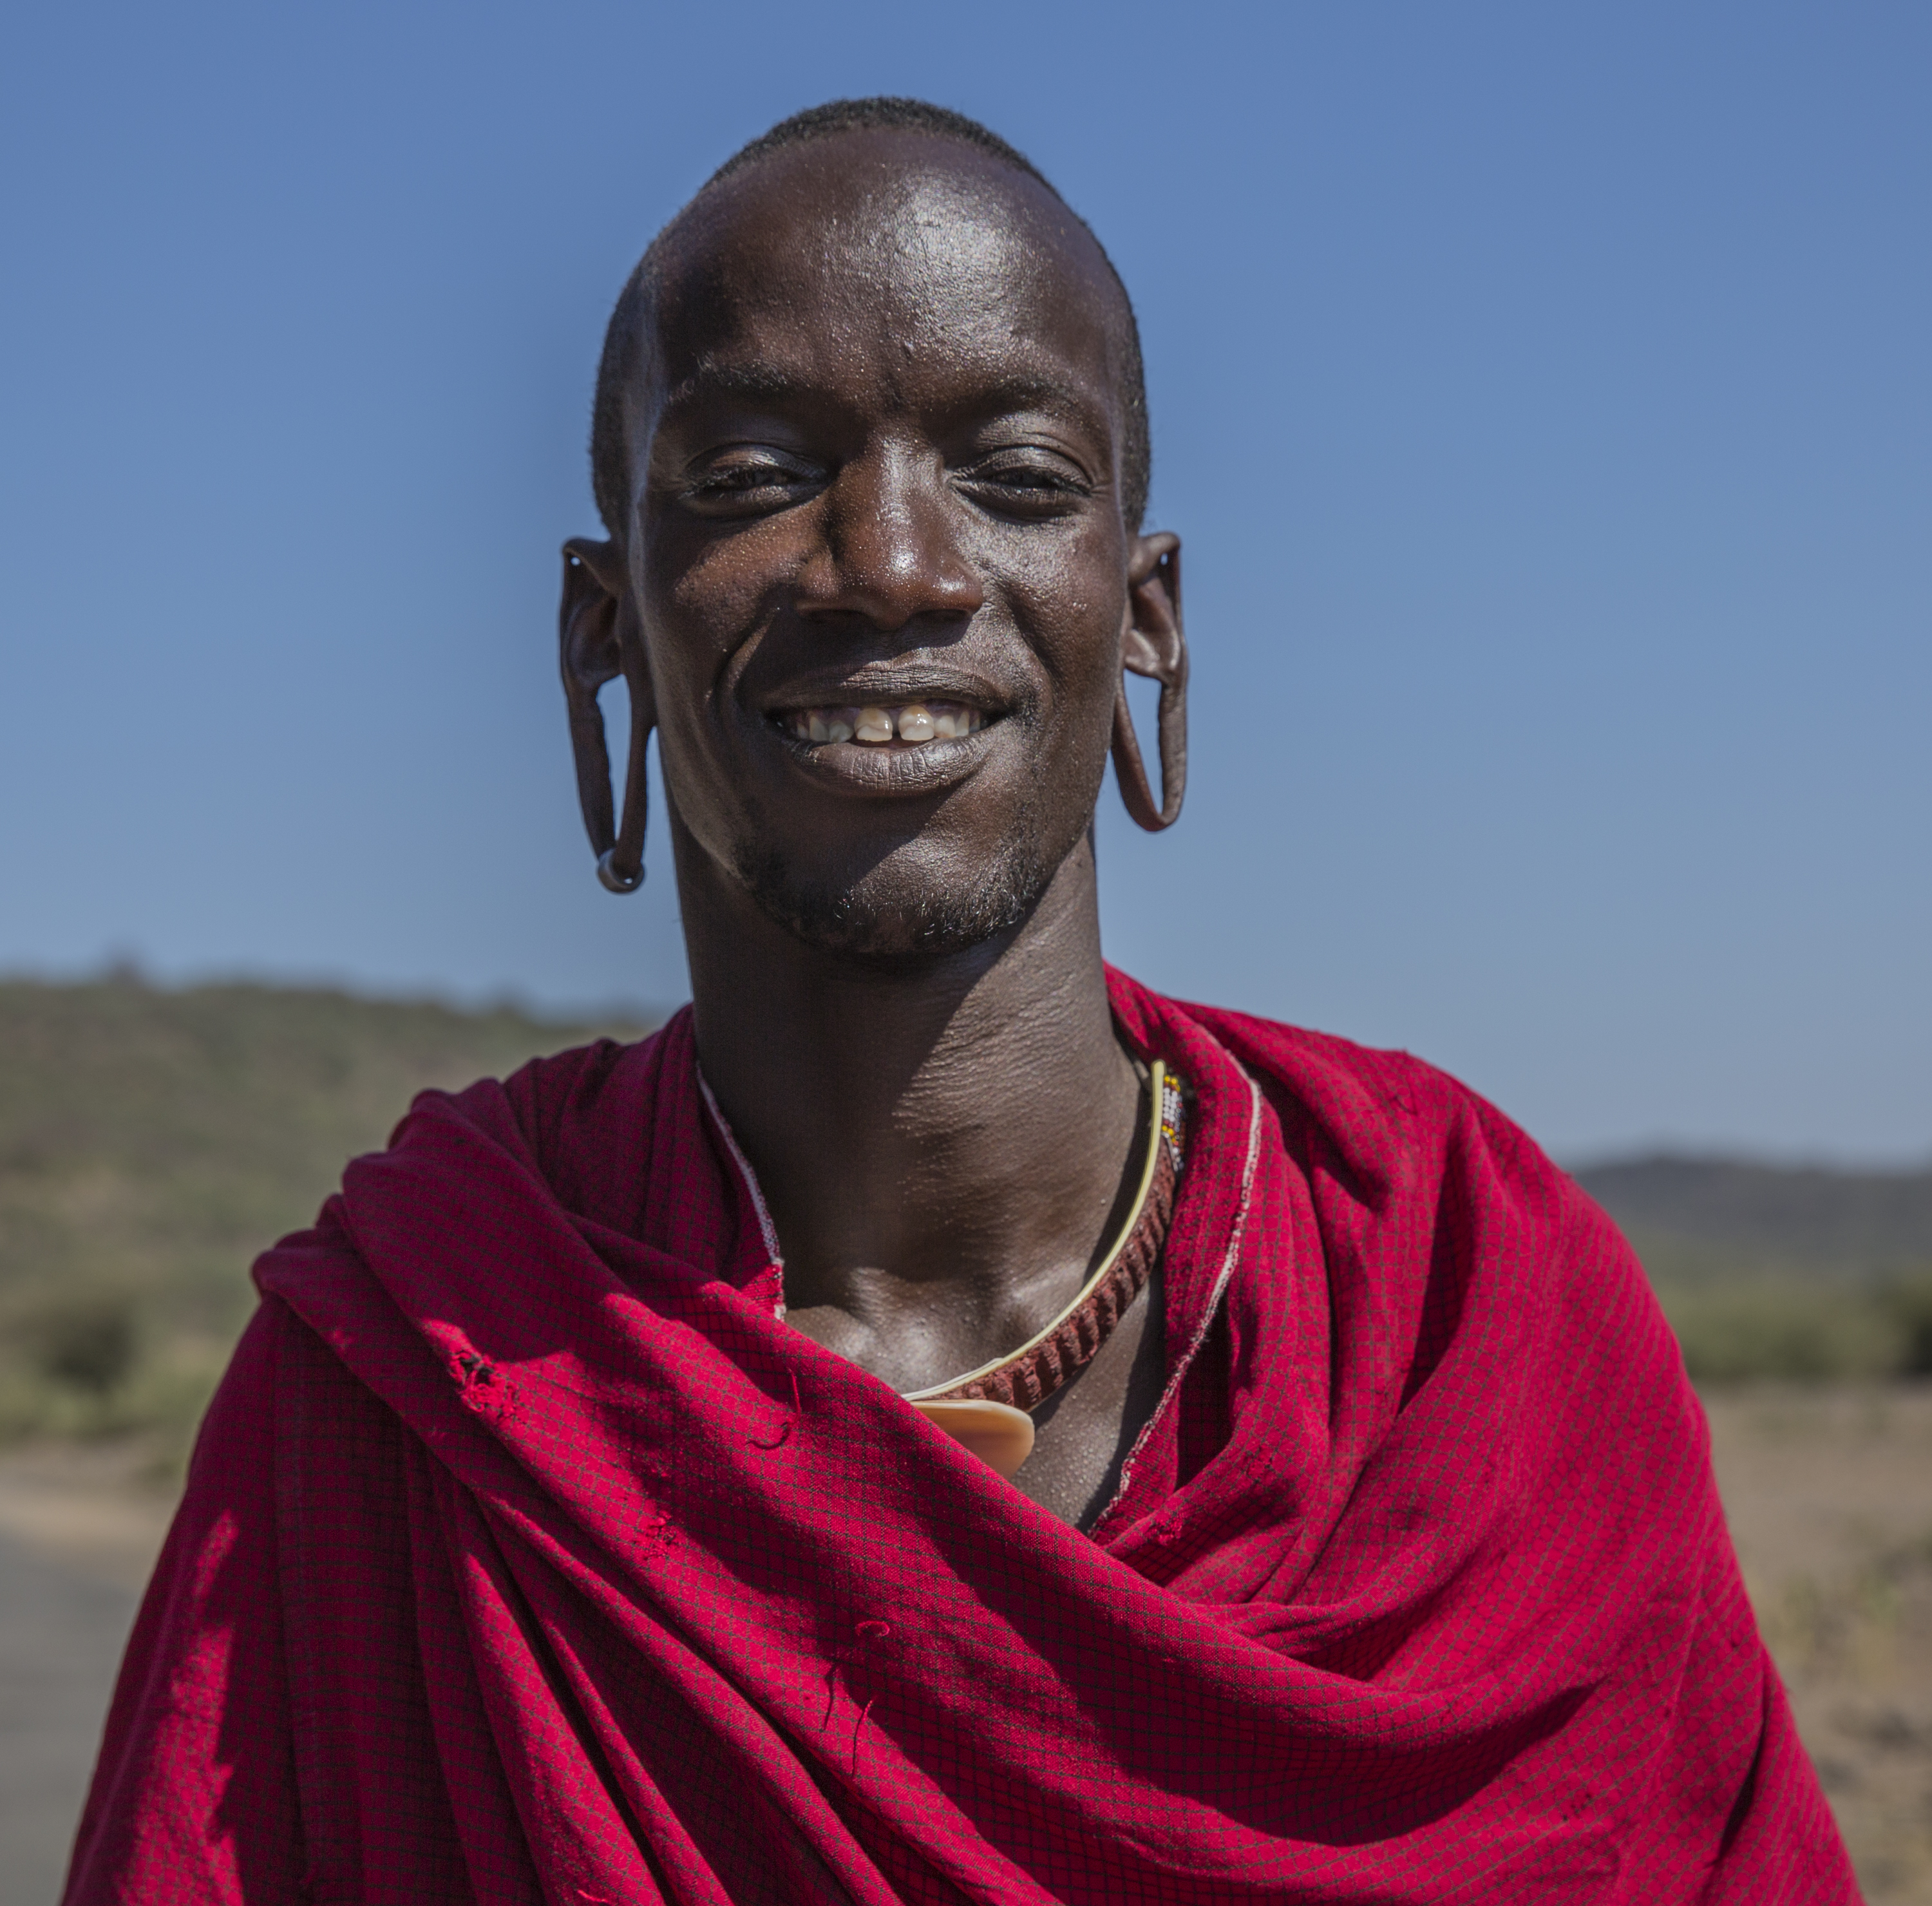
[766,718,1001,797]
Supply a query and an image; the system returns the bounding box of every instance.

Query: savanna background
[3,2,1927,1900]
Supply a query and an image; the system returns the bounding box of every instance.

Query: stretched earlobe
[560,538,655,892]
[1111,536,1188,833]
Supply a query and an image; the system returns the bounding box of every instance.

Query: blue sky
[1,1,1926,1162]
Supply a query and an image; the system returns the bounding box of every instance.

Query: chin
[734,831,1057,967]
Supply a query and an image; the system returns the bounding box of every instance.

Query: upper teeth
[788,702,985,746]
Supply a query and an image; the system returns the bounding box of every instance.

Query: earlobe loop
[1111,677,1186,831]
[561,543,654,894]
[595,621,657,900]
[598,629,653,892]
[1111,542,1188,832]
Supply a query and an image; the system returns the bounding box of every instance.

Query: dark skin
[561,131,1188,1527]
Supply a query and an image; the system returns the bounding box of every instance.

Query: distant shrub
[15,1292,141,1394]
[0,1299,224,1462]
[1884,1270,1932,1377]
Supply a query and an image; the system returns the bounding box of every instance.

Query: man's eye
[958,458,1090,512]
[681,460,821,516]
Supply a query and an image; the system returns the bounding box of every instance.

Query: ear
[1121,531,1184,687]
[560,537,655,881]
[1111,532,1188,832]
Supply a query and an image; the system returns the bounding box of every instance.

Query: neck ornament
[907,1063,1187,1477]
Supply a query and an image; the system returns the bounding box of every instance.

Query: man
[66,99,1853,1903]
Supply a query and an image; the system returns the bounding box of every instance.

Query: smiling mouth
[781,701,989,747]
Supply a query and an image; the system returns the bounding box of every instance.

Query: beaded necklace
[906,1064,1187,1477]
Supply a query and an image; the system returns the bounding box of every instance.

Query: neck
[674,815,1142,1392]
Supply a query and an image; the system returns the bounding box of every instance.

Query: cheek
[990,531,1128,717]
[632,563,749,843]
[645,682,762,880]
[635,539,776,775]
[645,540,770,675]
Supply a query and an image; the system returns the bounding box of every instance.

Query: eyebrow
[661,361,802,409]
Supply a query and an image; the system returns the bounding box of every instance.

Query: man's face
[618,133,1156,961]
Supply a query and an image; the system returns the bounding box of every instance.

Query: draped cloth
[64,970,1855,1903]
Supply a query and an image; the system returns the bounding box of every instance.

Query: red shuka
[64,973,1855,1903]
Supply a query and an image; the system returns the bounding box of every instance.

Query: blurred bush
[1655,1269,1932,1384]
[1582,1158,1932,1385]
[1888,1272,1932,1377]
[20,1290,140,1393]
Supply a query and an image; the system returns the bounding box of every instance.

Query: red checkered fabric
[63,970,1855,1903]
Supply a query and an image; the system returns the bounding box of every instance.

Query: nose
[791,442,985,632]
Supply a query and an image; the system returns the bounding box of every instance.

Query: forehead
[639,132,1128,425]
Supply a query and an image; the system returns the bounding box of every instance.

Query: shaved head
[590,98,1150,540]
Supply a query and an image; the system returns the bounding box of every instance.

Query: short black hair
[589,97,1151,537]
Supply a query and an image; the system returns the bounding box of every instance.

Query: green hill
[1573,1153,1932,1282]
[0,976,656,1451]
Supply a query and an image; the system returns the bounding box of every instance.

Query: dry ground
[0,1442,171,1906]
[1,1388,1927,1903]
[1704,1384,1932,1902]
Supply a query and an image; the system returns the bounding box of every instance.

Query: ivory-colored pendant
[911,1399,1035,1479]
